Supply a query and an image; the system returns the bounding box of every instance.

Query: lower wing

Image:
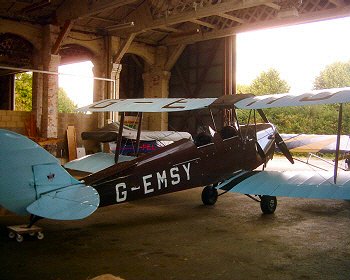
[218,170,350,199]
[280,134,350,153]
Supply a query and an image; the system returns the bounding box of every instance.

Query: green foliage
[262,105,349,135]
[236,66,350,135]
[15,72,32,111]
[236,84,251,94]
[313,61,350,90]
[58,88,77,113]
[249,68,290,95]
[14,73,77,113]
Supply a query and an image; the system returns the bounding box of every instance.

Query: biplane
[1,87,350,227]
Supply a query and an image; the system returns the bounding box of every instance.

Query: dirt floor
[1,158,350,280]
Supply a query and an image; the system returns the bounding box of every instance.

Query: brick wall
[0,110,30,134]
[0,110,99,155]
[58,112,99,154]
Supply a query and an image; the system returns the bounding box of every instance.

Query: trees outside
[14,72,77,113]
[58,88,77,113]
[249,68,290,95]
[15,72,32,111]
[313,61,350,134]
[236,84,251,94]
[313,61,350,90]
[236,65,350,134]
[236,68,291,126]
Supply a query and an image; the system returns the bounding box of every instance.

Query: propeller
[257,109,294,164]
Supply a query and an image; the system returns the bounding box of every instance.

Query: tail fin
[0,129,99,220]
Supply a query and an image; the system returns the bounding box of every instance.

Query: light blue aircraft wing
[219,170,350,199]
[234,87,350,109]
[77,88,350,113]
[78,98,217,113]
[27,184,99,220]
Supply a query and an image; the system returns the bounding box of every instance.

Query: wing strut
[135,112,143,156]
[334,103,343,184]
[115,112,125,163]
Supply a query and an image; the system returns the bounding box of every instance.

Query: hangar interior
[1,2,350,280]
[0,0,349,151]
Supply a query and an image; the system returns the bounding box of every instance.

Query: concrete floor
[1,158,350,280]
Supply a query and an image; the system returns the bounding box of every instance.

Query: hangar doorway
[0,33,34,111]
[58,44,95,108]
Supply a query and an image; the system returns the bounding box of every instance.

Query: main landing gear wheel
[260,195,277,214]
[202,185,218,205]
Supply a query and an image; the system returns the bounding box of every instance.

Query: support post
[334,103,343,184]
[135,112,143,156]
[31,63,43,132]
[42,54,60,138]
[93,61,107,128]
[110,63,122,122]
[115,112,125,164]
[142,70,171,130]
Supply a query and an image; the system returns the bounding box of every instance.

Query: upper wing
[234,87,350,109]
[77,87,350,113]
[78,98,217,112]
[219,170,350,200]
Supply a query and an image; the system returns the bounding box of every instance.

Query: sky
[59,16,350,107]
[236,16,350,92]
[59,61,94,107]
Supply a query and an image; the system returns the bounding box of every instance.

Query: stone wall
[57,112,99,154]
[0,110,30,134]
[0,110,99,155]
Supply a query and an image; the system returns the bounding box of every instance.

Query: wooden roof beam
[190,19,217,29]
[121,0,277,33]
[264,3,281,10]
[114,33,137,63]
[56,0,138,23]
[329,0,345,7]
[165,5,350,45]
[51,20,74,55]
[157,26,182,33]
[216,13,245,23]
[87,16,119,24]
[165,44,186,71]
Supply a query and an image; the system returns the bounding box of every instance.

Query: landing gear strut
[201,185,218,205]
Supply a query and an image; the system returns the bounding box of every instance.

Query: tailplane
[0,129,99,220]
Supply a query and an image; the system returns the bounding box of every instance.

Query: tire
[260,195,277,214]
[16,234,24,243]
[201,186,218,205]
[37,232,44,240]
